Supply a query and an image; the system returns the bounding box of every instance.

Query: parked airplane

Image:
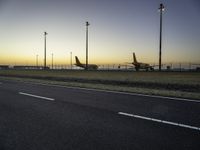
[75,56,98,70]
[131,53,155,71]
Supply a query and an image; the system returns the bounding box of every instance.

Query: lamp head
[159,3,165,11]
[86,21,90,26]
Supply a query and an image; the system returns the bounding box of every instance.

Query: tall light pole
[36,54,38,67]
[44,32,48,69]
[158,3,164,71]
[70,51,72,70]
[51,53,53,69]
[86,21,90,70]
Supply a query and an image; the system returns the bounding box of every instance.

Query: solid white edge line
[19,92,55,101]
[25,82,200,103]
[118,112,200,131]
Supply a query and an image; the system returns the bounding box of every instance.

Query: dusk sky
[0,0,199,65]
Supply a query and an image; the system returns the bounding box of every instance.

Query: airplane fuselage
[75,56,98,70]
[76,64,98,70]
[132,62,154,71]
[132,53,154,71]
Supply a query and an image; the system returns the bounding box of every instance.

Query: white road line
[118,112,134,117]
[19,92,55,101]
[23,82,200,103]
[118,112,200,131]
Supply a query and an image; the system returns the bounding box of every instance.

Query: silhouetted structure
[159,3,164,71]
[44,32,48,69]
[13,66,47,70]
[51,53,53,69]
[70,52,72,70]
[36,55,38,67]
[0,65,9,69]
[86,22,90,70]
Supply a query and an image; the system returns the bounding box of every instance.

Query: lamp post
[51,53,53,69]
[70,52,72,70]
[158,3,164,71]
[44,32,48,69]
[86,21,90,70]
[36,54,38,67]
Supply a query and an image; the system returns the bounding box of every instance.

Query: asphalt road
[0,79,199,150]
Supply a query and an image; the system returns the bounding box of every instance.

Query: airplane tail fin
[133,53,137,63]
[75,56,81,65]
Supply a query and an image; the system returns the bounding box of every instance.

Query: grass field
[0,69,200,99]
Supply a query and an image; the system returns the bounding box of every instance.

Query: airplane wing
[150,63,166,67]
[124,62,133,64]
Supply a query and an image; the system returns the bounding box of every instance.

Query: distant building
[13,66,47,70]
[0,65,9,69]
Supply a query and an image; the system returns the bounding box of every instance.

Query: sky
[0,0,199,66]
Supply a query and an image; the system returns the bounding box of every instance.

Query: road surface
[0,79,199,150]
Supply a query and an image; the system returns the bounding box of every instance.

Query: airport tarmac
[0,79,199,149]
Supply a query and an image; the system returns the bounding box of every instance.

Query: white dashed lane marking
[118,112,200,131]
[19,92,55,101]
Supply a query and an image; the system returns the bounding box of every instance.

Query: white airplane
[131,53,155,71]
[75,56,98,70]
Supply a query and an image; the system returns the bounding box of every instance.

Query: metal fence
[46,63,200,71]
[0,63,199,71]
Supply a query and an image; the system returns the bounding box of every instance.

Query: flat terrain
[0,70,200,99]
[0,79,199,149]
[0,70,199,84]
